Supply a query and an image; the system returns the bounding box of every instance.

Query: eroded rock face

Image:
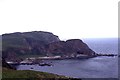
[2,31,60,61]
[47,39,95,56]
[66,39,95,55]
[2,31,96,61]
[2,58,16,69]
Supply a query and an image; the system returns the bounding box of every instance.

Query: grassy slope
[2,68,76,80]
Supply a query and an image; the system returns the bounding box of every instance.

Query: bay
[16,38,118,78]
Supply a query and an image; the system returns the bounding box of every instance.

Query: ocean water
[17,38,118,78]
[82,38,118,54]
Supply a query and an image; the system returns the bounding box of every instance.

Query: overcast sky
[0,0,118,40]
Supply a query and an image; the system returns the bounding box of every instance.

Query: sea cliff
[2,31,96,61]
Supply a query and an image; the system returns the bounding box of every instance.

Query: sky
[0,0,119,40]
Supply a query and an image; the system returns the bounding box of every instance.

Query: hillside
[2,59,15,70]
[2,31,60,61]
[2,69,72,80]
[47,39,95,56]
[2,31,95,61]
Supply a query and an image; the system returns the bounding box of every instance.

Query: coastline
[16,56,118,78]
[6,53,117,66]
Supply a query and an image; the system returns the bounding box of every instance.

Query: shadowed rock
[2,31,96,61]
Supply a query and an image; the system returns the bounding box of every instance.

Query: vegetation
[2,31,60,61]
[2,68,73,80]
[2,31,59,50]
[18,54,45,59]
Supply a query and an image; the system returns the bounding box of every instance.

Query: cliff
[47,39,95,56]
[2,31,60,61]
[2,31,95,61]
[2,59,15,70]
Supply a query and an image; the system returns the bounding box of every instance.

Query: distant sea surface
[17,38,118,78]
[82,38,118,54]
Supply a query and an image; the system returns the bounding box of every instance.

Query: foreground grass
[2,68,78,80]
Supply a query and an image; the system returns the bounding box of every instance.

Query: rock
[2,31,60,61]
[2,31,96,61]
[47,39,95,56]
[2,58,16,70]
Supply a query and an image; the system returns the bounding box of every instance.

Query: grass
[2,68,76,80]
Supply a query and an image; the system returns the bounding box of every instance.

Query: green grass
[2,68,75,80]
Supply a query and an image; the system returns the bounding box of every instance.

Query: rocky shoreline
[95,53,117,57]
[6,53,117,67]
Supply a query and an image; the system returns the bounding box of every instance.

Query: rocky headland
[2,31,96,62]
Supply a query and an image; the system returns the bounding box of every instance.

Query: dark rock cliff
[2,31,96,61]
[2,31,60,61]
[47,39,95,56]
[2,58,16,69]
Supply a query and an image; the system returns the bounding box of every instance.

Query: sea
[16,38,118,78]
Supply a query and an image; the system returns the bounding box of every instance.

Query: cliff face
[47,39,95,56]
[2,59,15,69]
[2,31,95,61]
[2,31,59,49]
[2,31,60,61]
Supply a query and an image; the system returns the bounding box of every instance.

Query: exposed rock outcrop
[2,58,16,69]
[47,39,95,56]
[2,31,96,61]
[2,31,60,61]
